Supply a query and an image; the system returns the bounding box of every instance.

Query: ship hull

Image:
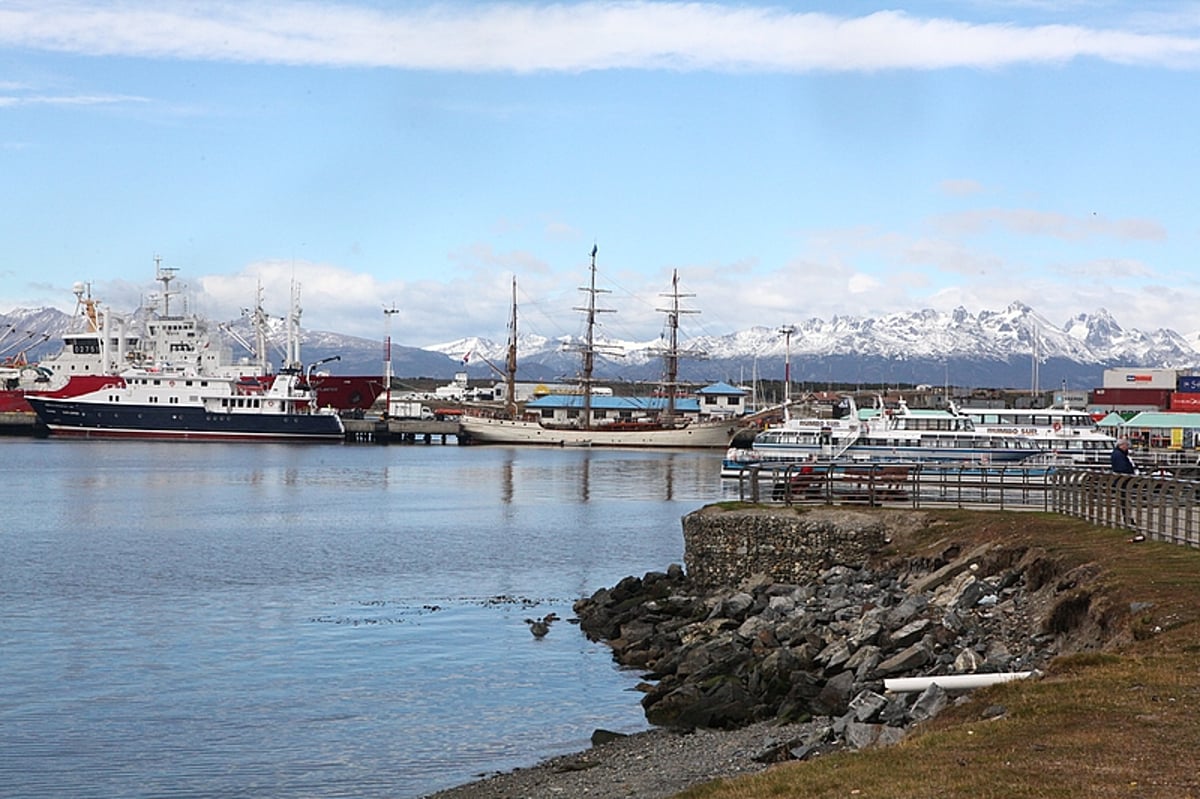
[28,398,345,442]
[459,415,742,448]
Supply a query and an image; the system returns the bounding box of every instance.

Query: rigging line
[510,280,581,341]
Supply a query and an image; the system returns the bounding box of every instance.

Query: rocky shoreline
[425,509,1121,798]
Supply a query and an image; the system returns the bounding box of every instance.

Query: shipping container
[1089,387,1172,409]
[1102,368,1177,390]
[1053,390,1089,408]
[1177,375,1200,394]
[1169,392,1200,412]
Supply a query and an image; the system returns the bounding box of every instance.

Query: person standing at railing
[1111,438,1137,526]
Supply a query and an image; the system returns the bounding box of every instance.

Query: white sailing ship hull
[459,415,743,448]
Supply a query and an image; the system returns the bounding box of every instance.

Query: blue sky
[3,1,1200,349]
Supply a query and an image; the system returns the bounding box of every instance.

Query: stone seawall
[575,505,1124,745]
[682,506,892,588]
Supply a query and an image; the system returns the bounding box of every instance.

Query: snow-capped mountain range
[429,301,1200,390]
[3,301,1198,390]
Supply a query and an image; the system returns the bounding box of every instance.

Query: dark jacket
[1111,445,1136,475]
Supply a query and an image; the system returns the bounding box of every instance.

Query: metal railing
[1050,469,1200,548]
[724,463,1200,548]
[725,462,1056,511]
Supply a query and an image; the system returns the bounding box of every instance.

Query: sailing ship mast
[656,269,698,421]
[572,245,614,431]
[504,276,518,418]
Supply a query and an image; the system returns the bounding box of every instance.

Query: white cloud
[2,2,1199,73]
[847,272,883,294]
[932,208,1168,241]
[0,92,148,108]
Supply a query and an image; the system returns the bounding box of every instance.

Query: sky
[3,0,1200,351]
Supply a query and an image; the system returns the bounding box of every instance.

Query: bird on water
[524,613,560,638]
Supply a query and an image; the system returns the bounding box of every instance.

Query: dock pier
[0,412,38,436]
[341,418,460,444]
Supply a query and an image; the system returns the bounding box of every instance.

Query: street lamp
[384,305,399,416]
[779,324,795,420]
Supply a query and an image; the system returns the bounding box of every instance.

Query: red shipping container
[1169,393,1200,411]
[1090,387,1172,407]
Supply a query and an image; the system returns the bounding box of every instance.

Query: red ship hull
[307,375,386,411]
[0,375,126,414]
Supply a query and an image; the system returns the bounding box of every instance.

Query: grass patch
[674,510,1200,798]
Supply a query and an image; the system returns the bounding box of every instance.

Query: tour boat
[956,404,1117,466]
[723,396,1042,476]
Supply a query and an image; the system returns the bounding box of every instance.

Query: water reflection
[479,447,719,504]
[501,452,514,504]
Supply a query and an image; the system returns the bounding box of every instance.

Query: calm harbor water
[0,439,727,798]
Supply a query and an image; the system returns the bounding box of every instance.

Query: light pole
[383,305,399,417]
[779,324,795,420]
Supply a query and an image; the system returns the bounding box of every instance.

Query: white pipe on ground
[884,671,1038,693]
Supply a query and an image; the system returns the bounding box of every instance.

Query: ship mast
[251,281,271,373]
[284,279,302,373]
[504,276,518,418]
[154,255,180,318]
[572,245,614,430]
[656,269,697,421]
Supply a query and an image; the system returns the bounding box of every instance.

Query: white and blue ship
[27,368,345,442]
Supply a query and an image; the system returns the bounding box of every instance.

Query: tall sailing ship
[459,247,749,448]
